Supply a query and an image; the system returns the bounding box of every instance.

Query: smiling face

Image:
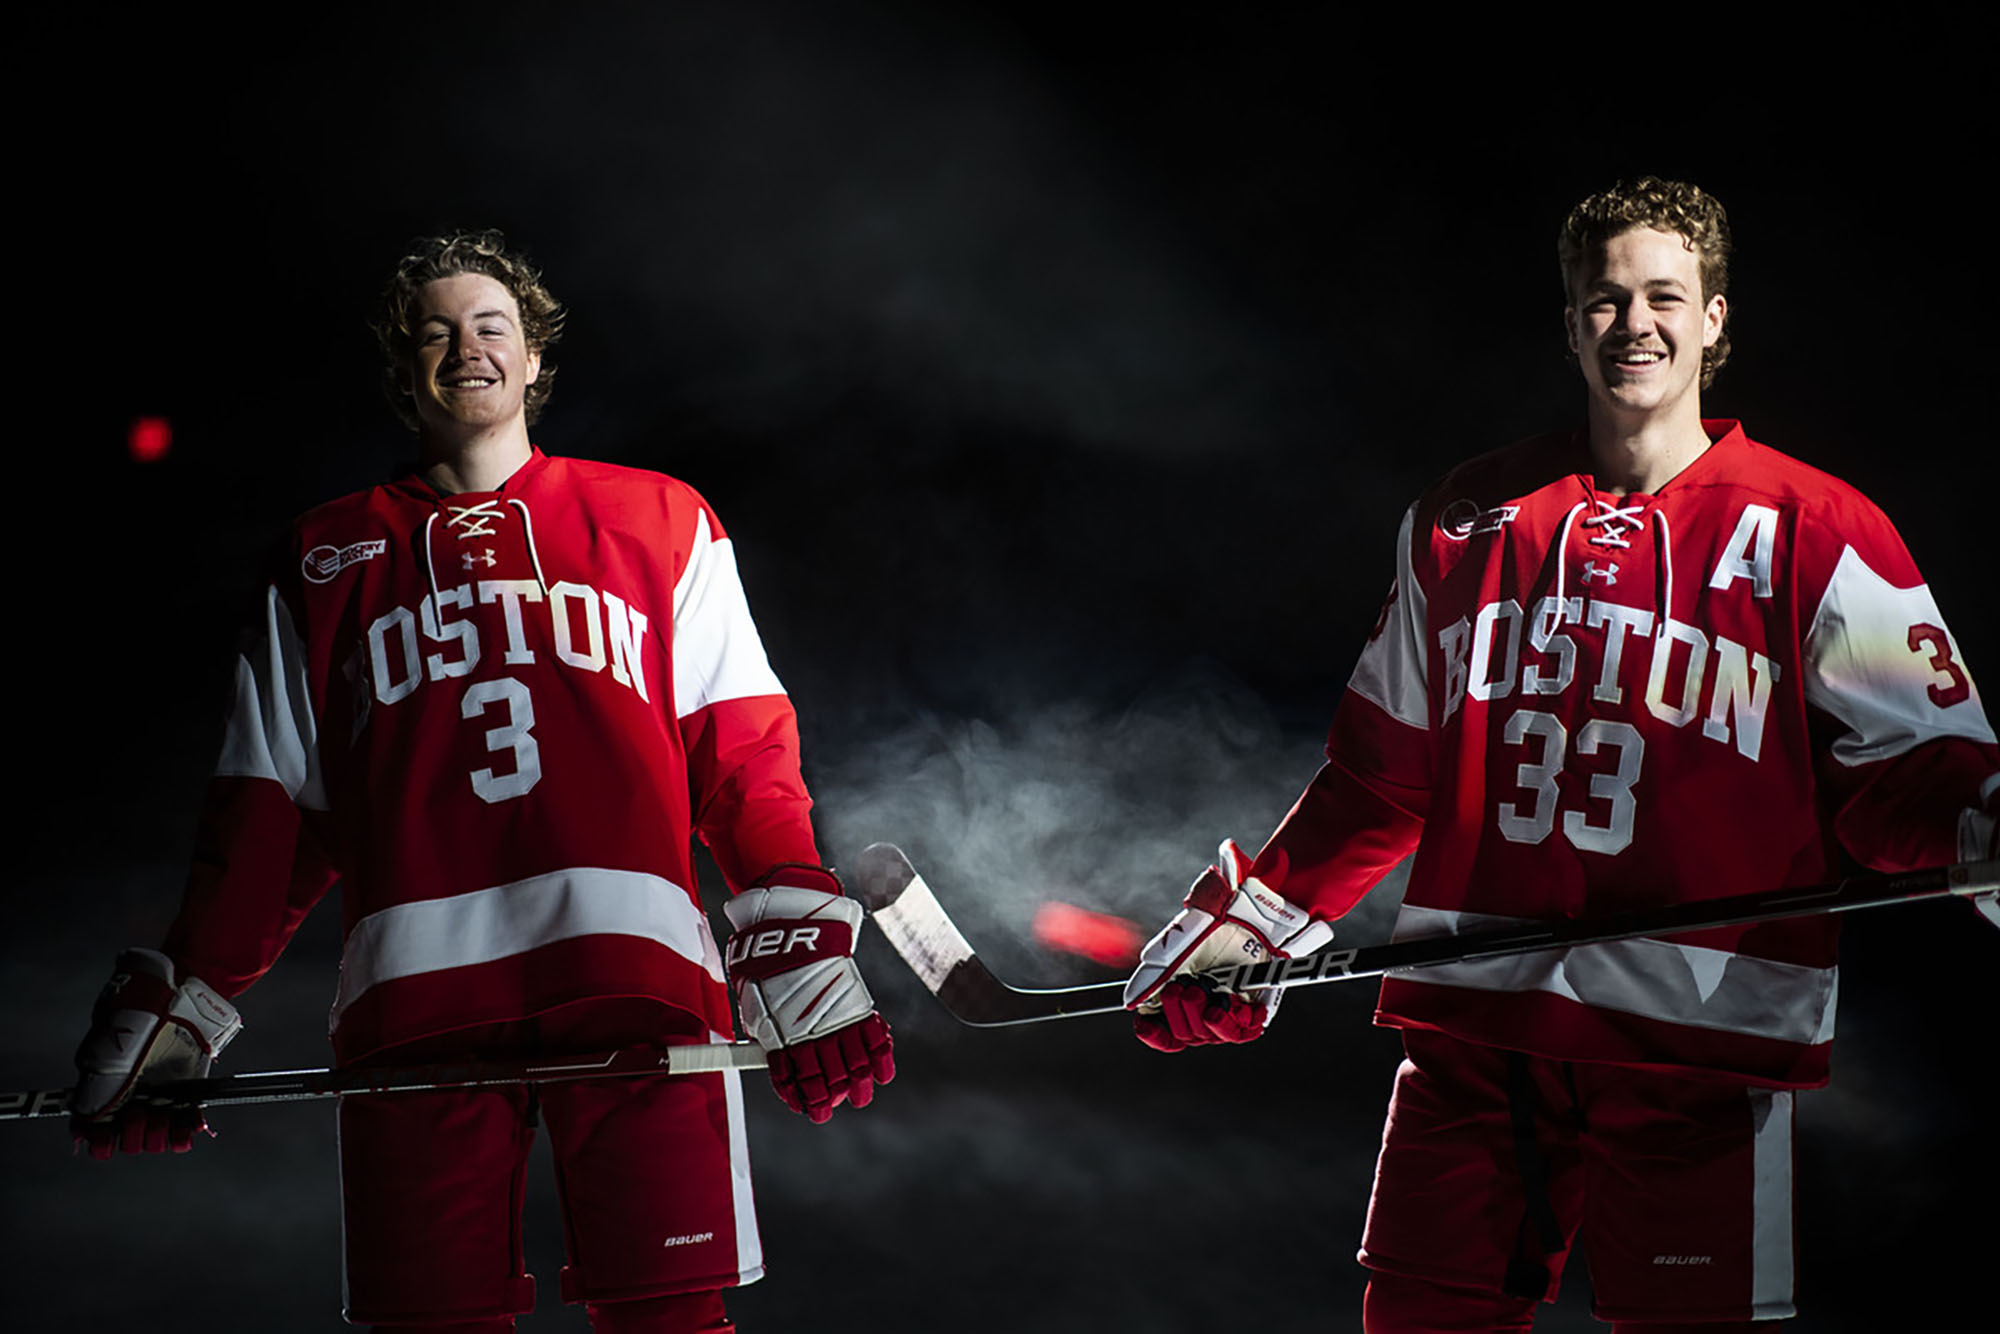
[404,273,542,443]
[1566,227,1726,425]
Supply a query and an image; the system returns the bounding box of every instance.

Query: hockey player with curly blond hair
[1126,178,1996,1331]
[69,230,894,1333]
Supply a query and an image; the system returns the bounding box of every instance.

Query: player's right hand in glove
[725,866,896,1123]
[1123,839,1333,1052]
[71,948,241,1159]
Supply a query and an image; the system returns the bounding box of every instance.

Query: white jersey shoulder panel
[214,585,326,810]
[1803,544,1995,765]
[671,508,786,721]
[1347,503,1430,729]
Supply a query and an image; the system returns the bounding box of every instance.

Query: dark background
[6,7,1992,1330]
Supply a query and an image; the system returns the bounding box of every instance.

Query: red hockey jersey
[161,449,820,1062]
[1252,422,1996,1087]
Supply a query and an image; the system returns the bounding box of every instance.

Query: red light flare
[129,417,173,463]
[1031,901,1144,967]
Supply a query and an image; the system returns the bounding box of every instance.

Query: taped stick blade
[848,843,1130,1025]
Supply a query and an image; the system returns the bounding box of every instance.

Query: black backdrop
[7,7,1991,1330]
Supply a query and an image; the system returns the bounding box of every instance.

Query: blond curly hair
[375,229,567,429]
[1559,178,1732,387]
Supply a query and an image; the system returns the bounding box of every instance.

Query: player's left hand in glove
[725,866,895,1123]
[71,948,242,1159]
[1123,839,1334,1052]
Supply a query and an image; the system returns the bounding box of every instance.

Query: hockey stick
[0,1042,767,1123]
[850,842,1999,1028]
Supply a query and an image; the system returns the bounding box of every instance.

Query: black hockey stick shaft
[851,843,1997,1027]
[1213,858,1997,993]
[0,1042,767,1123]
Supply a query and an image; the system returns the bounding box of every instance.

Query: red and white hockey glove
[1123,840,1334,1052]
[724,866,895,1123]
[71,948,242,1159]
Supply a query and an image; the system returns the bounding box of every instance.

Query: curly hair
[1558,177,1732,387]
[375,229,567,429]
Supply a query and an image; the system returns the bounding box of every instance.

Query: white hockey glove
[724,866,895,1123]
[71,948,241,1158]
[1124,839,1334,1052]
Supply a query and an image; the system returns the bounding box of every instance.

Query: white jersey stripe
[331,867,723,1025]
[1804,544,1995,765]
[1750,1089,1797,1320]
[1348,503,1430,729]
[215,586,327,810]
[1389,904,1838,1047]
[671,510,786,720]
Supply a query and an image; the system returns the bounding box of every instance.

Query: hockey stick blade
[851,843,1998,1028]
[853,842,1127,1026]
[0,1042,767,1123]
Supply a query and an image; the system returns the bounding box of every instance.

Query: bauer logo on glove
[724,865,896,1123]
[1124,839,1333,1052]
[725,921,848,970]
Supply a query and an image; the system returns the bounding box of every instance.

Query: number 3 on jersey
[461,677,542,802]
[1497,710,1644,855]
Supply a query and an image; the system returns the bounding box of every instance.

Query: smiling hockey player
[68,230,894,1334]
[1126,179,1997,1330]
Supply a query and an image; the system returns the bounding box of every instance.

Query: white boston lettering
[477,579,543,665]
[422,583,482,682]
[1704,637,1782,761]
[368,605,423,705]
[550,581,607,672]
[1468,599,1524,702]
[1645,620,1710,727]
[361,580,651,712]
[1587,602,1655,704]
[1437,617,1472,724]
[604,590,652,703]
[1448,593,1786,771]
[1521,595,1582,696]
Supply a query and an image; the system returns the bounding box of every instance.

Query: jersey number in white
[1496,710,1644,855]
[461,677,542,803]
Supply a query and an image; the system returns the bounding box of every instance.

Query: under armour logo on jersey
[1582,561,1619,585]
[446,501,506,538]
[462,548,497,570]
[1437,498,1520,541]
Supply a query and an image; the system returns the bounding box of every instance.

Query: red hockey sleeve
[164,781,339,996]
[670,503,820,891]
[1249,695,1430,919]
[1797,497,1998,870]
[162,580,341,997]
